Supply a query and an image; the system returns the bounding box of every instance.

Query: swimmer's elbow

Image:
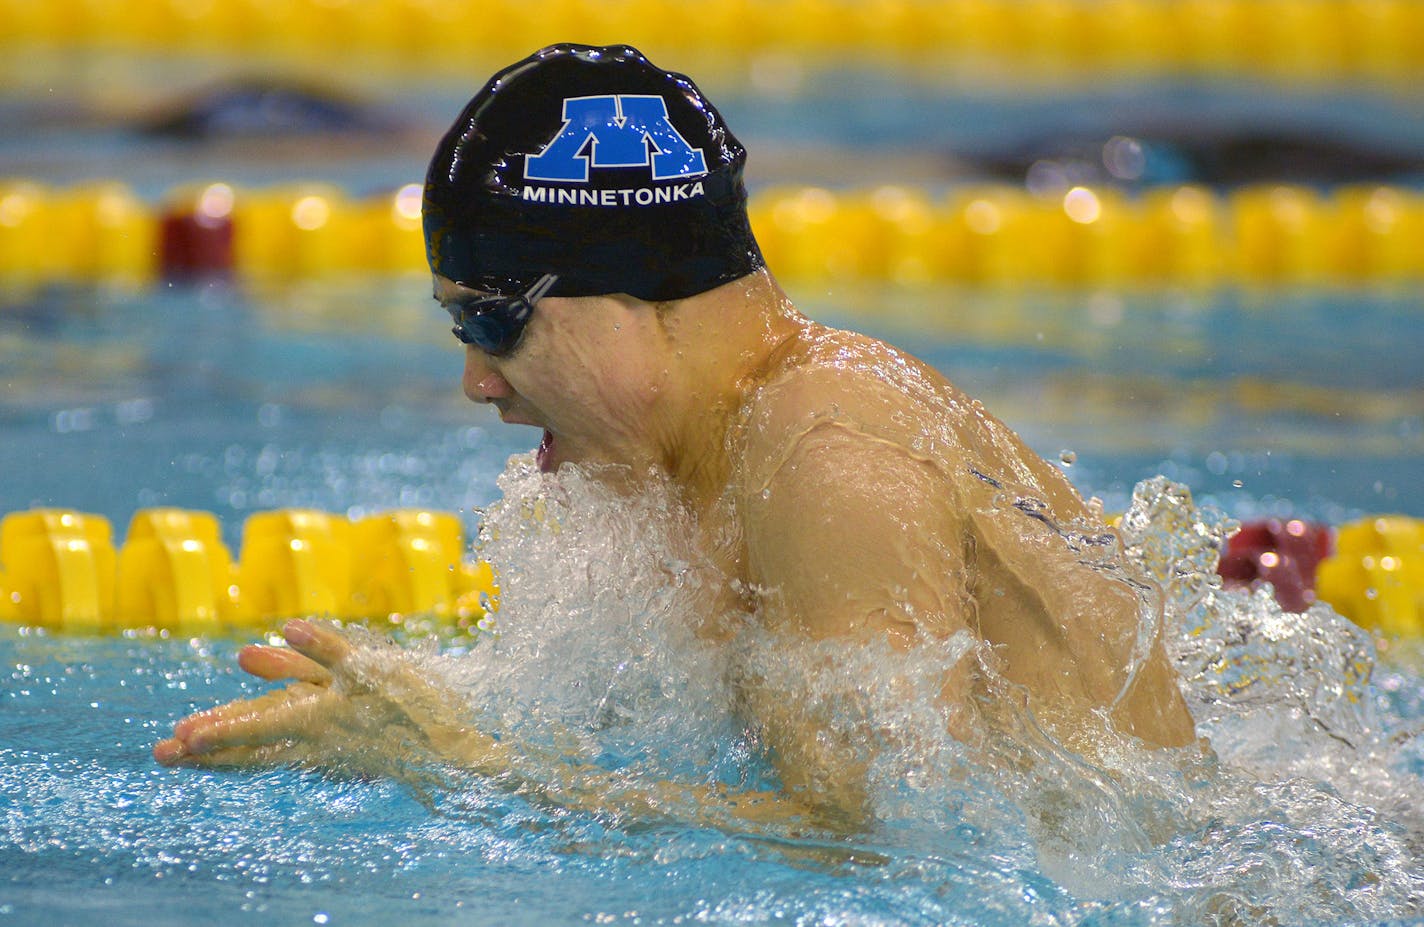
[770,751,875,831]
[1112,648,1199,749]
[794,781,873,831]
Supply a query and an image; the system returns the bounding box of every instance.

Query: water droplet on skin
[761,488,772,500]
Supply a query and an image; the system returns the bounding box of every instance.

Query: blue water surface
[4,625,1424,926]
[4,46,1424,926]
[2,279,1423,926]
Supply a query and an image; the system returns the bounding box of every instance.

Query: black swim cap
[423,43,763,301]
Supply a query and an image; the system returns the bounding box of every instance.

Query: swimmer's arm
[967,504,1198,747]
[154,620,838,831]
[737,408,978,819]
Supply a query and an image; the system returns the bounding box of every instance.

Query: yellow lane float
[4,505,1423,640]
[3,181,1423,289]
[2,0,1421,84]
[1316,516,1424,639]
[0,510,117,633]
[0,507,496,635]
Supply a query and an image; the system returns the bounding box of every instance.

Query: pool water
[3,278,1420,530]
[3,274,1424,925]
[3,476,1424,926]
[5,50,1424,927]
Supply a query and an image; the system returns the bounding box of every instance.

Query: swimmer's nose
[463,348,512,403]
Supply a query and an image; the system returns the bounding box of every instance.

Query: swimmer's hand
[153,621,838,833]
[153,619,508,778]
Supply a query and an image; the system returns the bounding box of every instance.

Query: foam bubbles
[416,460,1424,920]
[1116,476,1424,918]
[442,456,746,784]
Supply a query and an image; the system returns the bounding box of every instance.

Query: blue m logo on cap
[525,95,709,183]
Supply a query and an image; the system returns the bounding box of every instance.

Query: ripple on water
[2,467,1423,925]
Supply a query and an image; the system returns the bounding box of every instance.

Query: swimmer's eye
[442,273,558,357]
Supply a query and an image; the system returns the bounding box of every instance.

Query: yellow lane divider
[0,507,495,635]
[2,507,1423,638]
[1317,516,1424,639]
[752,183,1424,288]
[2,0,1421,83]
[2,180,1423,289]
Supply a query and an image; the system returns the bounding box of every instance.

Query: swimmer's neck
[652,269,807,507]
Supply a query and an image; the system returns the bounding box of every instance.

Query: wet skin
[153,618,510,776]
[157,268,1197,822]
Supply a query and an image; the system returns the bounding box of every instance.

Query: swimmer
[155,44,1197,824]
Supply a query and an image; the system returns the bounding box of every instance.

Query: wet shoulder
[743,324,965,449]
[738,324,1086,519]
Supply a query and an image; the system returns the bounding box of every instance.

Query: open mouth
[536,429,554,472]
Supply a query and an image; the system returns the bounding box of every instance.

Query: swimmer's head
[422,43,763,301]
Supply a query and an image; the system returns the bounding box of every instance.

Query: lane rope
[1,506,1420,638]
[2,180,1422,288]
[3,0,1421,84]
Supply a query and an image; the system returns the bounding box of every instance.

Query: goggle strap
[525,273,559,303]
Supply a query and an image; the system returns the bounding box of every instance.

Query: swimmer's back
[736,321,1196,749]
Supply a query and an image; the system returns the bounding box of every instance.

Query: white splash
[424,459,1424,920]
[441,456,745,782]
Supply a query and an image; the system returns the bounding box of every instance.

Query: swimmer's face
[433,274,677,475]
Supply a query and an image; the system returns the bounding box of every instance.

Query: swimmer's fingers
[159,684,329,765]
[237,644,333,686]
[281,618,352,669]
[235,619,359,687]
[282,619,431,701]
[152,736,189,766]
[153,736,299,769]
[168,686,299,743]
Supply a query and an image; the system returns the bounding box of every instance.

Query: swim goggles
[444,273,558,356]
